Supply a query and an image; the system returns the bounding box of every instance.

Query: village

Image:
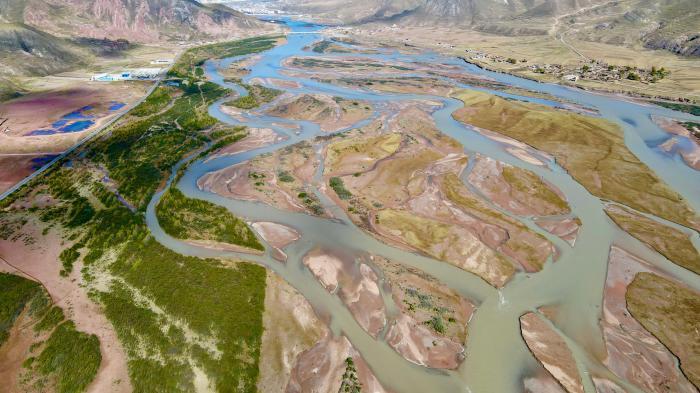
[464,48,670,84]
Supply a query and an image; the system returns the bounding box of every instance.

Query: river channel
[145,18,700,393]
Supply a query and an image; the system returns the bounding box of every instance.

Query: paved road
[0,79,162,202]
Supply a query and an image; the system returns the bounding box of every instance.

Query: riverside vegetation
[226,83,282,109]
[0,36,281,392]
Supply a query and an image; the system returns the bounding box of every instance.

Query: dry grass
[626,272,700,389]
[453,90,699,230]
[325,133,401,175]
[501,166,570,215]
[606,205,700,275]
[376,208,515,287]
[350,25,700,100]
[440,173,550,271]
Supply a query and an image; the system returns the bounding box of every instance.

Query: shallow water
[145,18,700,393]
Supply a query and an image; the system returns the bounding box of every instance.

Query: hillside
[564,0,700,56]
[0,23,84,77]
[15,0,265,43]
[0,0,273,99]
[219,0,699,57]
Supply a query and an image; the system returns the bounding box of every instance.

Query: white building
[563,74,579,82]
[150,59,173,65]
[91,72,132,82]
[91,68,163,82]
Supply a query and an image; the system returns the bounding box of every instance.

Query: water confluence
[145,18,700,393]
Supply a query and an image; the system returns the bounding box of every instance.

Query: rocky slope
[565,0,700,57]
[15,0,265,43]
[217,0,699,57]
[0,23,84,77]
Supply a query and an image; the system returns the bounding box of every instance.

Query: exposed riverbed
[145,18,700,393]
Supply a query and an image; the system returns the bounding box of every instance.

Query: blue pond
[30,154,59,169]
[109,101,126,111]
[27,101,125,136]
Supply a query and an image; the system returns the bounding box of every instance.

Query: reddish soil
[599,246,696,393]
[0,84,147,139]
[212,128,287,158]
[384,313,464,369]
[535,217,581,246]
[653,116,700,170]
[251,222,300,261]
[303,248,386,337]
[520,312,584,393]
[286,335,390,393]
[0,218,131,393]
[0,154,53,194]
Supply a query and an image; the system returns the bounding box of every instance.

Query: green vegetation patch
[339,357,362,393]
[0,273,42,345]
[34,305,65,333]
[329,177,352,200]
[98,282,194,392]
[653,101,700,116]
[226,84,282,110]
[130,86,175,117]
[626,272,700,388]
[169,36,281,79]
[2,36,279,392]
[111,239,267,392]
[156,187,263,251]
[59,242,83,276]
[29,321,101,393]
[91,81,224,209]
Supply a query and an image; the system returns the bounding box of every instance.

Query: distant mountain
[218,0,698,56]
[16,0,265,43]
[237,0,607,28]
[566,0,700,57]
[0,23,84,77]
[0,0,272,100]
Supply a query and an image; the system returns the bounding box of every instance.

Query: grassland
[29,321,102,393]
[325,133,401,175]
[0,35,281,391]
[453,90,699,229]
[156,188,263,251]
[168,36,282,79]
[501,166,569,214]
[376,208,515,287]
[606,206,700,275]
[129,85,176,117]
[0,273,101,393]
[626,272,700,388]
[329,177,352,200]
[0,272,42,345]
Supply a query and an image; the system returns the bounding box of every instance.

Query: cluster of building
[464,48,668,84]
[464,48,523,64]
[528,60,668,84]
